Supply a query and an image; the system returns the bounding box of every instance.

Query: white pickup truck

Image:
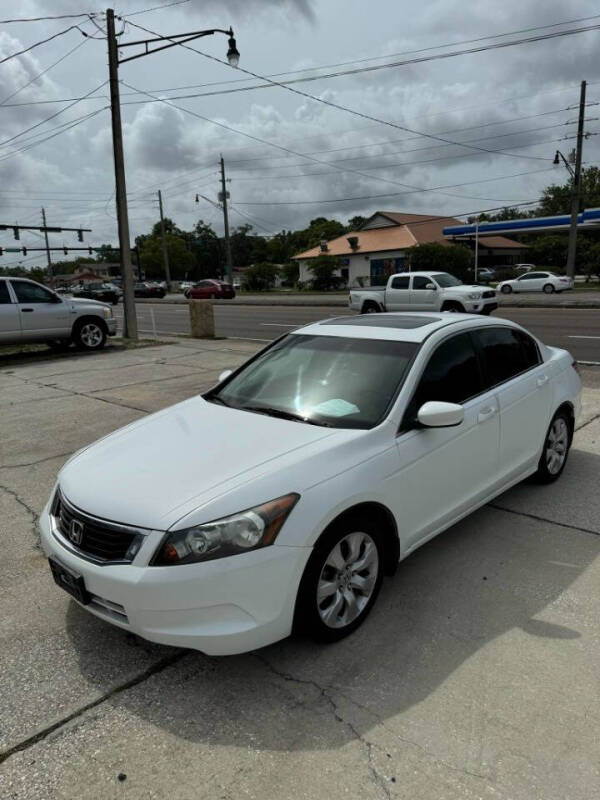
[349,271,498,315]
[0,277,117,350]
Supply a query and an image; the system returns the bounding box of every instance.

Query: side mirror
[219,369,233,383]
[425,283,436,290]
[417,401,463,428]
[51,294,62,303]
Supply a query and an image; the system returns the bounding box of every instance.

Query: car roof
[294,312,518,343]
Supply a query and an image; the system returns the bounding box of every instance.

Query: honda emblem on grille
[69,519,84,546]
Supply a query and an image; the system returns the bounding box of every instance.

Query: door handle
[537,375,549,387]
[478,406,497,423]
[21,308,34,312]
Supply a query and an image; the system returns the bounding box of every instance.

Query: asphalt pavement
[114,303,600,363]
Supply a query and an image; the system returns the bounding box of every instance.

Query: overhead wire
[0,25,87,65]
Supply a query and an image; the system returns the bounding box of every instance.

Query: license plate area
[49,557,91,605]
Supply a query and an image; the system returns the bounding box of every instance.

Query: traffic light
[0,247,3,256]
[77,229,83,242]
[63,247,68,255]
[13,227,19,240]
[22,247,27,255]
[88,247,93,255]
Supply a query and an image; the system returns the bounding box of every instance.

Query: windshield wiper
[240,405,332,427]
[205,395,230,407]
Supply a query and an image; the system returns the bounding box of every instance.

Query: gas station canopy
[443,207,600,238]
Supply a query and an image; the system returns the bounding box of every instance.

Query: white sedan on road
[497,271,574,294]
[41,313,581,655]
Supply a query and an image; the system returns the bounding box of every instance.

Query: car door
[515,273,540,292]
[0,279,21,342]
[472,326,551,482]
[384,274,410,311]
[392,331,500,552]
[9,279,71,340]
[410,275,438,309]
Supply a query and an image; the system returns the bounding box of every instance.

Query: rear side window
[391,275,409,289]
[403,333,482,428]
[0,281,12,304]
[515,330,541,369]
[474,327,530,386]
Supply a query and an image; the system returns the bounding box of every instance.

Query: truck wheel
[73,318,107,350]
[362,301,380,314]
[441,301,464,313]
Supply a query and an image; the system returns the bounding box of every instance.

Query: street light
[105,8,240,340]
[553,149,575,178]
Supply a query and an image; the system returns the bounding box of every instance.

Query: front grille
[54,492,142,563]
[482,290,496,299]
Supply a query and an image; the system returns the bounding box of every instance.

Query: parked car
[349,271,497,315]
[41,312,580,655]
[71,282,121,305]
[0,277,116,350]
[514,263,536,273]
[475,267,495,283]
[185,279,236,300]
[134,282,166,298]
[497,271,574,294]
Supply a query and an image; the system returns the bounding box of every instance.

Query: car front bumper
[40,506,311,655]
[107,318,117,336]
[465,299,498,314]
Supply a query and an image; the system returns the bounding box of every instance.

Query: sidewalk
[138,290,600,308]
[1,338,599,800]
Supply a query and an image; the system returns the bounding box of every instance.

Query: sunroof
[320,315,440,329]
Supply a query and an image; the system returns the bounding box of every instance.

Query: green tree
[279,261,299,287]
[408,243,473,281]
[347,215,367,230]
[139,234,195,280]
[190,219,222,279]
[583,241,600,280]
[304,217,346,249]
[242,262,280,291]
[306,254,345,290]
[538,165,600,215]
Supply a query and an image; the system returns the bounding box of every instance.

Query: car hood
[444,284,493,295]
[58,396,343,530]
[68,297,110,309]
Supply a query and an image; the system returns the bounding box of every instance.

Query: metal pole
[566,80,586,280]
[107,8,137,339]
[41,208,52,277]
[474,217,479,283]
[220,155,233,283]
[157,190,172,292]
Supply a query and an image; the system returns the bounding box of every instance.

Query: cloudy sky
[1,0,599,266]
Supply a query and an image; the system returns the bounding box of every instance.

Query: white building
[294,211,524,287]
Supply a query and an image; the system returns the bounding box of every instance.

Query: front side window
[391,276,409,289]
[209,334,418,429]
[412,276,433,290]
[474,327,529,386]
[10,280,56,304]
[0,281,12,304]
[406,333,482,422]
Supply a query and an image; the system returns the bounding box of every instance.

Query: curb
[133,297,600,309]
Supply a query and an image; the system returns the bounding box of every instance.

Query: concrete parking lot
[1,339,599,800]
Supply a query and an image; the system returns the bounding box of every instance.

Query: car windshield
[432,273,462,287]
[208,334,418,429]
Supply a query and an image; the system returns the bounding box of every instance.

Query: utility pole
[41,208,52,277]
[219,156,233,283]
[566,80,586,280]
[107,8,137,339]
[157,190,172,292]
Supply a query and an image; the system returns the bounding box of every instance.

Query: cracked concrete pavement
[1,339,599,800]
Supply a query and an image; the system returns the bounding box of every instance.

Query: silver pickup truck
[0,277,117,350]
[349,271,498,315]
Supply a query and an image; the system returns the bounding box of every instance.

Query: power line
[119,12,600,93]
[0,25,86,65]
[125,0,191,16]
[124,20,555,163]
[123,18,600,113]
[0,13,96,23]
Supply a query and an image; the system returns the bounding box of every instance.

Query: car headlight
[468,292,482,300]
[152,493,300,566]
[102,306,113,318]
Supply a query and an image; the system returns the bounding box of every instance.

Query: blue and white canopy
[443,207,600,238]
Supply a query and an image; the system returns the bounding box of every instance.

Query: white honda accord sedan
[41,313,581,655]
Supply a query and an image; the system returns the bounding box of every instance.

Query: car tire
[184,290,190,299]
[294,515,384,643]
[361,301,380,314]
[72,318,107,350]
[533,410,572,484]
[441,301,464,312]
[501,285,512,294]
[543,283,555,294]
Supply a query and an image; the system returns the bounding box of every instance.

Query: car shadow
[65,455,598,754]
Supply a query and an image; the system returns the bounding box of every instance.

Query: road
[114,304,600,362]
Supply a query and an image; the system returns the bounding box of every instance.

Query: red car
[185,279,236,300]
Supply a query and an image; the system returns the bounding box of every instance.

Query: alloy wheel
[317,532,379,629]
[546,417,569,474]
[80,323,103,348]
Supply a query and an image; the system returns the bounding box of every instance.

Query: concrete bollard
[189,299,215,339]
